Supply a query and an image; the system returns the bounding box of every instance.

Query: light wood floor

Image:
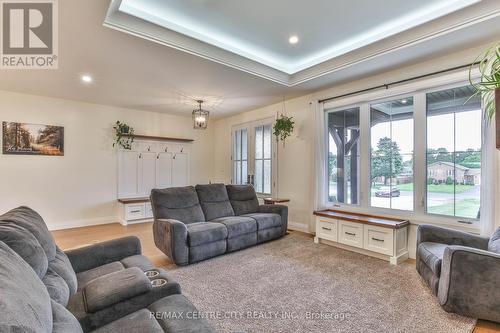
[52,222,499,333]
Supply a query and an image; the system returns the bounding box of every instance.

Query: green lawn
[392,183,474,194]
[427,199,480,219]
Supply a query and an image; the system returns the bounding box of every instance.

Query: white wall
[213,44,500,258]
[0,90,214,230]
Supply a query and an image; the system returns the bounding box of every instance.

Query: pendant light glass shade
[192,100,209,130]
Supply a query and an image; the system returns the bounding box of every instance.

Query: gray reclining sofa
[151,184,288,265]
[416,224,500,323]
[0,206,215,333]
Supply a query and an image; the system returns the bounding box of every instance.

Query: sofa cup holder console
[151,278,167,287]
[144,269,160,278]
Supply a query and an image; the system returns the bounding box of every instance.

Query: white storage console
[314,210,409,265]
[118,198,153,225]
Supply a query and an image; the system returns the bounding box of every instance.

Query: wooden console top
[118,197,150,204]
[313,209,409,229]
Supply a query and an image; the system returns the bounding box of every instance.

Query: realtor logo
[1,0,58,69]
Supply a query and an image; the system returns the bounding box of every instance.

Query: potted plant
[273,114,295,146]
[470,44,500,120]
[113,121,135,150]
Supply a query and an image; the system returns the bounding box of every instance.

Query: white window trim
[320,69,482,232]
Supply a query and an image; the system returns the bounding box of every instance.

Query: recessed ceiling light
[289,35,299,45]
[401,99,407,104]
[81,75,93,83]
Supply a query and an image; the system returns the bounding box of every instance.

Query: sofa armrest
[438,246,500,322]
[416,224,489,250]
[153,219,189,265]
[65,236,142,273]
[259,204,288,235]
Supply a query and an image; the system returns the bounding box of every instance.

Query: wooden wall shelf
[123,134,194,143]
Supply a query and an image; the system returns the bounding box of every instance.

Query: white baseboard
[47,216,120,231]
[288,221,311,233]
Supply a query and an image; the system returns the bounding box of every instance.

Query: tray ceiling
[105,0,486,86]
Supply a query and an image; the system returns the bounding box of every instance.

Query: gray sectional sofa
[151,184,288,265]
[0,206,215,333]
[416,224,500,323]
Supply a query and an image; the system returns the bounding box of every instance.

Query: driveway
[370,186,480,211]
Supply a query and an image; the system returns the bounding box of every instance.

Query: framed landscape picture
[2,122,64,156]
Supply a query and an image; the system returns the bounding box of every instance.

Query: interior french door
[232,118,276,196]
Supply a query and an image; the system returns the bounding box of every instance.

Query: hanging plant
[273,114,295,145]
[113,121,135,150]
[469,43,500,121]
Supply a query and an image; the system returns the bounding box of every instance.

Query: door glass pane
[426,85,481,219]
[241,129,247,160]
[370,97,414,211]
[263,125,271,159]
[254,160,263,193]
[264,160,271,194]
[233,129,248,185]
[235,130,241,159]
[327,107,360,204]
[236,161,241,184]
[255,126,263,159]
[242,161,247,184]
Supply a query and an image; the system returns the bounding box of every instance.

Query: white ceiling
[0,0,499,118]
[117,0,479,74]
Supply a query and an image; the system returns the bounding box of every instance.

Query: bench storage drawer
[363,225,394,256]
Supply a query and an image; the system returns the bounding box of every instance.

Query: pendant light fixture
[192,100,209,130]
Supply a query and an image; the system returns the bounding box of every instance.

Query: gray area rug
[166,233,476,333]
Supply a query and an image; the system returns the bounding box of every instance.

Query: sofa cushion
[417,242,448,276]
[196,184,235,220]
[43,266,70,306]
[76,261,124,290]
[151,186,206,224]
[243,213,282,230]
[488,227,500,254]
[51,247,78,295]
[120,254,155,271]
[0,223,49,278]
[210,216,257,238]
[0,206,56,260]
[226,185,259,215]
[90,309,164,333]
[148,294,216,333]
[83,267,152,313]
[0,241,52,333]
[186,222,228,246]
[51,300,83,333]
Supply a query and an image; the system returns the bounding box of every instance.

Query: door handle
[345,232,356,236]
[371,238,384,242]
[321,227,332,231]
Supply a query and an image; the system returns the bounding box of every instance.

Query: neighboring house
[427,161,481,185]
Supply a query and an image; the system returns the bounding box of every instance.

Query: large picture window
[322,77,484,226]
[327,107,360,204]
[426,85,481,219]
[370,97,414,211]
